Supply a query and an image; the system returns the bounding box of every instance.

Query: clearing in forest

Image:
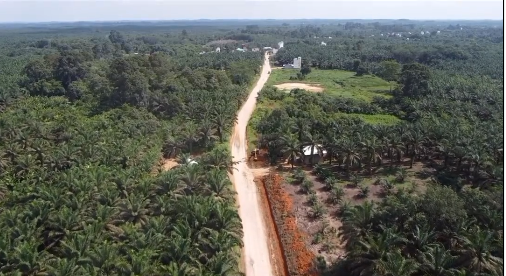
[268,68,395,102]
[274,82,324,92]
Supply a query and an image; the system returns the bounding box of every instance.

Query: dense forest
[0,24,262,275]
[253,20,504,275]
[0,19,503,276]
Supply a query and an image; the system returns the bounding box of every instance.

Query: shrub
[301,179,314,194]
[324,177,337,190]
[395,168,408,183]
[311,202,327,218]
[358,185,370,198]
[329,185,345,205]
[308,192,318,206]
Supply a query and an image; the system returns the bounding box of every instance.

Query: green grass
[268,68,395,102]
[336,113,401,125]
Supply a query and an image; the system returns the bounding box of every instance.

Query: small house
[298,144,327,165]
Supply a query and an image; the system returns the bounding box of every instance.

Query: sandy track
[274,82,323,92]
[231,54,274,276]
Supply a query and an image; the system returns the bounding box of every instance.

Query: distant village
[199,41,285,55]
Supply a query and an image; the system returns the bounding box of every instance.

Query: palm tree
[467,149,489,179]
[202,146,239,173]
[84,242,121,274]
[203,251,243,276]
[162,262,194,276]
[155,170,183,196]
[407,225,436,254]
[347,230,400,276]
[45,258,86,276]
[181,122,199,153]
[407,130,426,168]
[211,201,243,241]
[375,251,419,276]
[395,168,408,183]
[361,136,382,175]
[478,165,503,189]
[198,119,218,149]
[205,169,233,200]
[179,165,204,194]
[163,135,184,158]
[292,118,309,142]
[388,135,404,166]
[212,110,236,143]
[280,133,301,168]
[303,131,322,166]
[322,130,339,165]
[176,152,194,166]
[455,228,503,275]
[329,185,345,205]
[116,193,150,226]
[418,243,458,276]
[339,139,361,173]
[339,201,376,248]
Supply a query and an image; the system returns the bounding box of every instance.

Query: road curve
[231,53,273,276]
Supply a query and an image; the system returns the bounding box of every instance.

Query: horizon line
[0,18,503,24]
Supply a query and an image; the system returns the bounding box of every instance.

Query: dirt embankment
[262,173,318,276]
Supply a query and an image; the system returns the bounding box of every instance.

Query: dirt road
[231,53,273,276]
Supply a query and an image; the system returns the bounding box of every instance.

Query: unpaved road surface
[231,54,274,276]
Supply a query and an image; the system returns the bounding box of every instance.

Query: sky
[0,0,503,23]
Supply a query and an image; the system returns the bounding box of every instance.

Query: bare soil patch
[161,158,179,171]
[281,169,345,266]
[274,83,324,93]
[251,167,271,178]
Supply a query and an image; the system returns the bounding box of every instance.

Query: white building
[278,41,284,48]
[321,41,327,46]
[298,144,327,164]
[293,57,302,69]
[215,47,221,53]
[283,57,302,69]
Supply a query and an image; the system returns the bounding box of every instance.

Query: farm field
[267,68,395,102]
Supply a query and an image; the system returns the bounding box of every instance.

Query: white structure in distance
[293,57,302,69]
[282,56,302,69]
